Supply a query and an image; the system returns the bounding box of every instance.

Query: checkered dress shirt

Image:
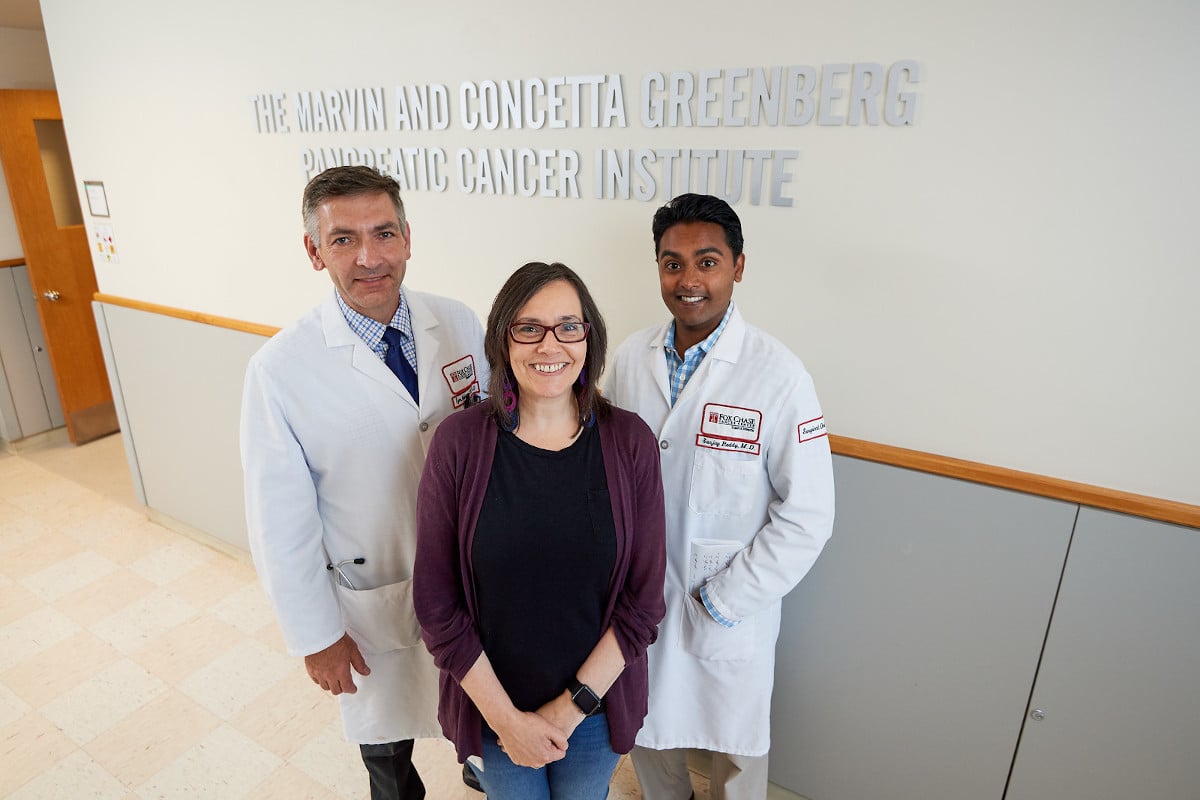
[335,288,418,372]
[663,301,736,407]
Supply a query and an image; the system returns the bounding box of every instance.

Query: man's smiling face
[305,190,411,324]
[657,221,744,354]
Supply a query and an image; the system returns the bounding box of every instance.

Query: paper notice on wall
[93,224,118,264]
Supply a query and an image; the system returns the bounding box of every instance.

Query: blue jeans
[480,713,620,800]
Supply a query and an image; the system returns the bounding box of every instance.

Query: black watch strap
[568,679,602,716]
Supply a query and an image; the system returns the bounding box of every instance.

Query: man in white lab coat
[606,193,835,800]
[240,166,487,800]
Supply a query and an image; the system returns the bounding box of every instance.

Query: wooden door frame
[0,89,115,444]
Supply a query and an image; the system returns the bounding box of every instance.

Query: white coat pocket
[679,593,754,662]
[335,578,423,655]
[688,451,760,517]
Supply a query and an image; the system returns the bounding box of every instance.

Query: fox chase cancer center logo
[441,355,480,409]
[697,403,763,455]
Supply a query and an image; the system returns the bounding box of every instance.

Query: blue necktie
[381,326,419,404]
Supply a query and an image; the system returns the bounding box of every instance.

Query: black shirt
[472,423,617,711]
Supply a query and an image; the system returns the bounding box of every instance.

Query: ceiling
[0,0,44,31]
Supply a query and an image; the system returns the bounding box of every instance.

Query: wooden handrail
[0,257,25,268]
[93,293,280,337]
[92,292,1200,529]
[830,435,1199,528]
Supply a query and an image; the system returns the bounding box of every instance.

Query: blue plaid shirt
[335,288,418,373]
[663,301,735,407]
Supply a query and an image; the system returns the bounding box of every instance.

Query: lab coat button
[419,422,429,432]
[660,440,669,450]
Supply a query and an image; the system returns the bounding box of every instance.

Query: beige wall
[39,0,1200,505]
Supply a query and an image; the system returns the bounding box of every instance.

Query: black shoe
[462,762,484,793]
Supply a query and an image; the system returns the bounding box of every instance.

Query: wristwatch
[568,679,602,716]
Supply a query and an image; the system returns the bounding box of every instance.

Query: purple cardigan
[413,403,667,761]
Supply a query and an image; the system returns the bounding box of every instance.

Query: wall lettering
[246,60,920,206]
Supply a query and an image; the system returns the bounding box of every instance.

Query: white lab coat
[606,304,834,756]
[240,289,487,744]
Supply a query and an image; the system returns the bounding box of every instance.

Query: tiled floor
[1,433,717,799]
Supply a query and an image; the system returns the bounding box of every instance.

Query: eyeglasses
[509,321,591,344]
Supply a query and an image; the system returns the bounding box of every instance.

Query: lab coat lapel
[647,322,673,407]
[707,304,746,366]
[408,291,442,404]
[319,292,417,405]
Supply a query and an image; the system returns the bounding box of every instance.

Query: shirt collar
[335,287,413,348]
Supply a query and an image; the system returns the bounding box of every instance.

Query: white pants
[630,746,770,800]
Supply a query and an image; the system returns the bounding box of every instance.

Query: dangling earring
[577,366,596,427]
[502,368,517,412]
[501,368,519,432]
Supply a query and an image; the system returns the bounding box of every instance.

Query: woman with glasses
[414,261,666,800]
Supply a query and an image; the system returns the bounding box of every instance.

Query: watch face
[571,682,601,715]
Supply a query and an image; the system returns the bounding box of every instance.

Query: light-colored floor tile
[229,667,338,759]
[0,606,80,672]
[245,764,341,800]
[0,514,55,560]
[86,520,175,567]
[0,712,79,796]
[0,682,32,729]
[7,749,128,800]
[85,689,222,789]
[40,658,168,745]
[3,478,106,527]
[178,638,296,720]
[89,588,199,654]
[288,721,368,798]
[19,549,120,602]
[127,612,244,685]
[0,579,43,627]
[57,503,151,547]
[255,618,290,654]
[0,470,85,506]
[210,581,277,635]
[0,530,87,582]
[0,496,25,526]
[135,724,281,800]
[163,556,258,610]
[17,432,138,509]
[53,567,158,628]
[127,536,216,587]
[1,630,123,708]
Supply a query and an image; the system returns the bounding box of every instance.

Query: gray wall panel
[770,456,1077,799]
[93,303,146,505]
[0,268,25,441]
[100,303,265,550]
[1006,509,1200,800]
[0,266,57,439]
[14,266,64,429]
